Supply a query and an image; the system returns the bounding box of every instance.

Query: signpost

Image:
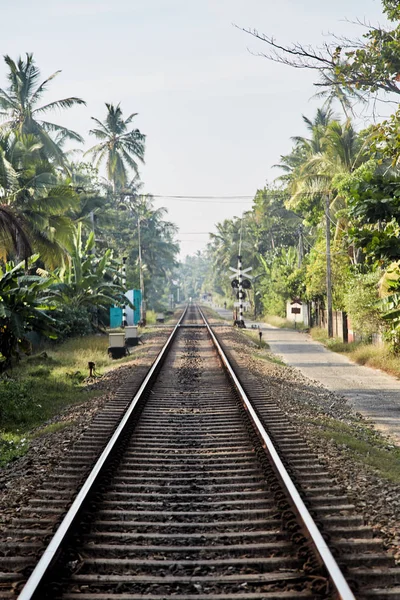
[290,299,302,329]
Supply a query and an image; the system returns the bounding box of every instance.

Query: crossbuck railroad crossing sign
[228,266,253,280]
[226,258,253,326]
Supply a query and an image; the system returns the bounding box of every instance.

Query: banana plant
[47,223,130,318]
[0,255,56,369]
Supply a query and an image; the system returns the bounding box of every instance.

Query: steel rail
[198,305,356,600]
[17,306,189,600]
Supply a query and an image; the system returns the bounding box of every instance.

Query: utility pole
[237,218,244,327]
[297,224,304,268]
[325,195,333,338]
[122,256,127,328]
[138,216,146,325]
[237,254,244,327]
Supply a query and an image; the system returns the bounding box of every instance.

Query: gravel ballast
[212,322,400,565]
[1,317,400,568]
[0,327,173,529]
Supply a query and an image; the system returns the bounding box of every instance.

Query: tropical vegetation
[178,0,400,354]
[0,53,179,371]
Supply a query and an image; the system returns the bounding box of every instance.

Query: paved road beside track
[214,307,400,444]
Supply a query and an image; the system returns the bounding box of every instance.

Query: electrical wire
[152,194,254,199]
[152,198,253,204]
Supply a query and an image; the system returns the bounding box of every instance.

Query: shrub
[55,305,95,341]
[0,434,29,465]
[344,271,383,338]
[0,379,39,428]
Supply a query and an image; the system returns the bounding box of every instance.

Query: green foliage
[252,187,300,250]
[0,369,96,432]
[0,131,82,266]
[0,203,32,261]
[0,257,56,369]
[337,161,400,264]
[259,247,299,316]
[246,1,400,107]
[0,433,29,465]
[277,110,363,226]
[206,187,301,315]
[55,305,94,340]
[179,251,210,300]
[48,223,129,323]
[98,194,179,311]
[305,236,350,309]
[378,262,400,350]
[286,267,307,300]
[0,379,41,427]
[27,366,51,378]
[0,53,85,168]
[344,270,383,338]
[85,103,145,192]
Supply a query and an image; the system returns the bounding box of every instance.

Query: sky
[0,0,389,258]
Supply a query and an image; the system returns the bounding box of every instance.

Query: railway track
[1,305,399,599]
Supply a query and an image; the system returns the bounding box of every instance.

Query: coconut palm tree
[312,67,367,119]
[85,103,145,193]
[0,132,80,266]
[288,118,362,214]
[0,54,85,168]
[276,110,363,227]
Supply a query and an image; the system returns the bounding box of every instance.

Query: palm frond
[30,70,61,104]
[88,128,109,140]
[39,120,84,143]
[0,87,17,110]
[33,97,86,114]
[0,204,32,259]
[124,112,139,124]
[90,116,110,134]
[84,142,107,159]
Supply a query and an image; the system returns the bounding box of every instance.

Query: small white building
[286,300,309,327]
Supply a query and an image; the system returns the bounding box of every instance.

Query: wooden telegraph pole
[325,194,333,338]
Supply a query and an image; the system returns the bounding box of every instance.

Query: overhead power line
[152,194,254,199]
[152,197,254,204]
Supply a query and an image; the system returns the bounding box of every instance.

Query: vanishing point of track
[2,305,400,599]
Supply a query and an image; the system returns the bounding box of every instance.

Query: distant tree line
[181,0,400,350]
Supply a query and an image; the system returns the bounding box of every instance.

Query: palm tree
[85,103,145,192]
[275,108,334,204]
[128,195,178,277]
[0,132,80,266]
[312,68,367,119]
[288,118,362,216]
[278,110,367,274]
[0,54,85,168]
[276,110,363,227]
